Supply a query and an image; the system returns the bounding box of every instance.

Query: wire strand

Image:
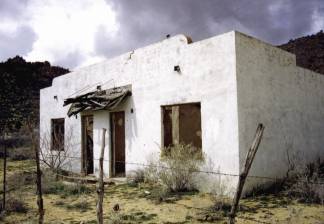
[42,155,324,185]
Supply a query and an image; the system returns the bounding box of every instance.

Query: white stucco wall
[235,32,324,192]
[40,32,239,191]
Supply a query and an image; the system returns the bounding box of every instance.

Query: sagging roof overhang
[63,85,132,117]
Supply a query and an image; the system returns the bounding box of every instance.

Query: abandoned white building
[40,31,324,193]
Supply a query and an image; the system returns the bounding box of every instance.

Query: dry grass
[0,160,323,223]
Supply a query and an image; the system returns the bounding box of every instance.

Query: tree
[39,127,76,178]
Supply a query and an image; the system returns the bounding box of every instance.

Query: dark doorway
[82,115,94,175]
[110,111,125,177]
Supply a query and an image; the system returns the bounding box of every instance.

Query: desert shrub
[43,181,91,196]
[145,143,205,192]
[144,186,170,204]
[246,179,286,197]
[9,146,34,160]
[0,135,30,149]
[66,198,91,212]
[143,158,160,184]
[53,200,65,207]
[109,212,123,224]
[5,197,28,213]
[54,199,91,212]
[127,169,145,186]
[160,143,204,192]
[285,158,324,204]
[195,182,232,223]
[5,171,35,191]
[42,171,91,196]
[210,179,232,213]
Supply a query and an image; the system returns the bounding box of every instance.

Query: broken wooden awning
[63,85,132,117]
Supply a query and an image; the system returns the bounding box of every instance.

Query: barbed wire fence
[53,155,324,185]
[49,157,324,224]
[2,127,323,224]
[2,153,323,224]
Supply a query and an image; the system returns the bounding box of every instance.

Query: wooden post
[171,106,180,145]
[2,133,7,213]
[97,128,106,224]
[29,125,44,224]
[228,124,265,224]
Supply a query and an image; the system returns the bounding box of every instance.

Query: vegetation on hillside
[279,30,324,75]
[0,56,69,133]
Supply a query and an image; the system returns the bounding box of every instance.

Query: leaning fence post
[228,123,265,224]
[97,128,106,224]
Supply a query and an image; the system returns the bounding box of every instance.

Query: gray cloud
[0,0,323,68]
[97,0,323,59]
[0,25,37,61]
[0,0,29,19]
[53,50,86,69]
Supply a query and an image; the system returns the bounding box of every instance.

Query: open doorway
[110,111,125,177]
[81,115,94,175]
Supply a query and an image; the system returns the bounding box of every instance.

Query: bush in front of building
[144,143,205,192]
[284,158,324,204]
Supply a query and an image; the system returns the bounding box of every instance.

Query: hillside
[279,30,324,75]
[0,56,69,132]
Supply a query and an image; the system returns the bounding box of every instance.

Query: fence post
[97,128,106,224]
[29,124,45,224]
[228,123,265,224]
[2,133,7,213]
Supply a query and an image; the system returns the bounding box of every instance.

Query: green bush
[42,173,91,196]
[145,143,205,192]
[5,197,28,213]
[9,146,34,160]
[285,159,324,204]
[126,169,145,186]
[6,171,35,191]
[43,180,91,196]
[66,199,91,212]
[41,169,91,196]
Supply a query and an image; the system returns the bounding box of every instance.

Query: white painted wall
[236,32,324,193]
[40,30,324,194]
[40,32,239,192]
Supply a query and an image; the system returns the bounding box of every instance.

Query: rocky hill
[279,30,324,75]
[0,56,69,133]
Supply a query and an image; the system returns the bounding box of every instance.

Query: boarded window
[162,103,202,149]
[51,118,65,151]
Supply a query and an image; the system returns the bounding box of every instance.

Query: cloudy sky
[0,0,323,69]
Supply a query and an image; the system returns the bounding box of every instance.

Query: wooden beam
[171,106,180,145]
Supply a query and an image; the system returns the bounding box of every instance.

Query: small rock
[113,203,120,212]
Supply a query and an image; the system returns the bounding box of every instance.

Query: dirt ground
[0,159,323,224]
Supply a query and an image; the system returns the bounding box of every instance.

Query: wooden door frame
[109,111,126,178]
[81,114,94,175]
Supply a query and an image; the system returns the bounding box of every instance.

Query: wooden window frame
[161,102,202,149]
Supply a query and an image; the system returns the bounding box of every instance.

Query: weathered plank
[97,128,106,224]
[228,123,265,224]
